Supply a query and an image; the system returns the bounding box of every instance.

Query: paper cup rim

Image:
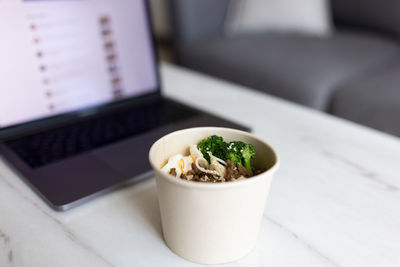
[149,127,279,190]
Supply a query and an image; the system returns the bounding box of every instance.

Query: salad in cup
[149,127,279,264]
[161,135,266,183]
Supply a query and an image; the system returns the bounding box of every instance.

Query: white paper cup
[149,127,279,264]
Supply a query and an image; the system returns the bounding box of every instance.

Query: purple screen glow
[0,0,157,128]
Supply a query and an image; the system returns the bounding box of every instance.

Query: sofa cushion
[225,0,332,36]
[170,0,231,44]
[332,0,400,39]
[330,62,400,137]
[178,31,400,110]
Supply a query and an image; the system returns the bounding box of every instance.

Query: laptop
[0,0,247,211]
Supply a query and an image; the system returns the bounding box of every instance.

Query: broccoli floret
[226,150,242,165]
[197,136,256,170]
[197,135,227,162]
[242,144,256,171]
[226,141,245,165]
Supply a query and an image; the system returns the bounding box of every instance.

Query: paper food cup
[149,127,279,264]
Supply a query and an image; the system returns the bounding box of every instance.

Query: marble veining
[264,216,340,267]
[0,230,10,245]
[0,175,114,267]
[0,229,12,263]
[1,63,400,266]
[8,250,12,263]
[321,149,399,192]
[297,132,400,193]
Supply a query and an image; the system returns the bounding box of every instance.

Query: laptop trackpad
[91,127,173,177]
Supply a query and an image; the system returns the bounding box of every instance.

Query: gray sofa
[169,0,400,137]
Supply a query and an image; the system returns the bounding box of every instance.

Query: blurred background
[149,0,400,138]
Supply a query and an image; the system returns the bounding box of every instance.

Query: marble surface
[1,63,400,267]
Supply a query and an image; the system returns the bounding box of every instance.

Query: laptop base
[0,97,249,210]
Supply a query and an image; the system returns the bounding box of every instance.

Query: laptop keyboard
[6,99,198,169]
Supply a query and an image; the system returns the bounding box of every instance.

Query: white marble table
[1,63,400,267]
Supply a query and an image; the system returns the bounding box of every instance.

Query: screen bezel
[0,0,161,141]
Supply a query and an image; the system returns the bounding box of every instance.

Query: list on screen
[0,0,157,128]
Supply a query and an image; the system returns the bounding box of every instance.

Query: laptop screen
[0,0,157,129]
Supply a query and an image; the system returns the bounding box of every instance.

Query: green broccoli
[226,150,242,166]
[197,136,256,170]
[197,135,227,162]
[242,144,256,171]
[226,141,245,166]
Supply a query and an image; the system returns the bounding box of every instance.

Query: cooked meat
[225,160,235,181]
[186,169,196,176]
[237,165,252,177]
[171,160,264,182]
[169,168,177,176]
[225,160,241,180]
[192,174,200,181]
[192,162,206,175]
